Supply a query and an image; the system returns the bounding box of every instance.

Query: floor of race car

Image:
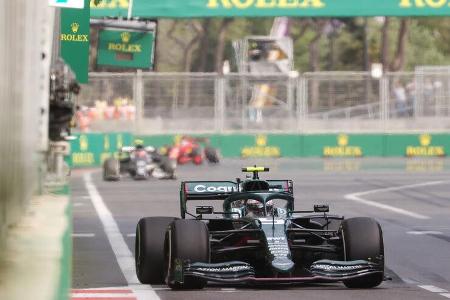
[71,158,450,300]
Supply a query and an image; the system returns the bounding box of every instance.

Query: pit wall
[69,133,449,168]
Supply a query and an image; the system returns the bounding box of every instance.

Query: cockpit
[228,196,291,218]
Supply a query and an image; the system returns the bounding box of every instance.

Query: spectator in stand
[406,81,416,117]
[393,81,408,117]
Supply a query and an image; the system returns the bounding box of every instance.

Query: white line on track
[418,285,450,299]
[127,233,136,237]
[407,231,443,235]
[83,173,160,300]
[73,286,130,291]
[344,181,448,219]
[72,233,95,238]
[418,285,448,293]
[71,292,135,298]
[414,226,450,229]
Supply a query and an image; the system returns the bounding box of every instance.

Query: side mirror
[314,205,329,213]
[196,206,214,215]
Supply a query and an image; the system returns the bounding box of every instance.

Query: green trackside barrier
[385,133,448,157]
[138,133,384,158]
[135,134,301,158]
[70,133,449,165]
[69,132,133,168]
[303,134,385,157]
[134,133,450,158]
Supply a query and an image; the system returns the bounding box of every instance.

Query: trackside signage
[406,134,445,157]
[97,29,155,69]
[60,0,90,83]
[68,133,132,167]
[130,0,450,18]
[323,134,362,157]
[241,135,281,158]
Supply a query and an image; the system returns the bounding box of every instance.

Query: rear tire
[135,217,177,284]
[204,146,220,163]
[165,220,210,289]
[158,156,176,178]
[341,217,384,288]
[103,157,120,181]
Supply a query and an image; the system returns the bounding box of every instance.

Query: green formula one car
[135,167,385,289]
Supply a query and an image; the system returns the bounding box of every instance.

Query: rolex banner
[91,0,450,18]
[97,29,155,69]
[61,0,90,83]
[132,0,450,18]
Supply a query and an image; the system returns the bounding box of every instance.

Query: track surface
[71,158,450,300]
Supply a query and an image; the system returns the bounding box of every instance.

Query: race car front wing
[179,259,384,284]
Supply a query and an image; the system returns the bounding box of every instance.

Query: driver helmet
[134,139,145,150]
[246,199,264,217]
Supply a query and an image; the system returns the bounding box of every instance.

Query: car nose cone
[271,257,295,273]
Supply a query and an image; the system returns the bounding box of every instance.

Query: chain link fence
[77,73,136,132]
[76,69,450,134]
[141,73,217,132]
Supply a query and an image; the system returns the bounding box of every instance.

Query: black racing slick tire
[103,157,120,181]
[204,146,220,164]
[165,220,210,290]
[341,217,384,288]
[135,217,177,284]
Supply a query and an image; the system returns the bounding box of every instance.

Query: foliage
[145,17,450,72]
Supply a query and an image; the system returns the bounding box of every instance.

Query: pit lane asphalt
[71,158,450,300]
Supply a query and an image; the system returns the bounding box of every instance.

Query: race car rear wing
[180,181,237,218]
[180,180,293,218]
[182,181,238,201]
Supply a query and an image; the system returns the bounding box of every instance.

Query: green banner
[97,29,155,69]
[136,133,449,158]
[135,134,297,158]
[303,134,384,157]
[69,133,133,167]
[91,0,450,18]
[61,0,90,83]
[385,133,448,157]
[132,0,450,18]
[69,133,450,169]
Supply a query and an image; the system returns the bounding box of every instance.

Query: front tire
[135,217,177,284]
[165,220,210,289]
[341,217,384,288]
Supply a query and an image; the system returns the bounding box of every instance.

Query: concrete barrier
[0,191,71,300]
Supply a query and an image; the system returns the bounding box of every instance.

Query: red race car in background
[161,136,220,165]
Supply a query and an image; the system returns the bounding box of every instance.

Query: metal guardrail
[76,70,450,134]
